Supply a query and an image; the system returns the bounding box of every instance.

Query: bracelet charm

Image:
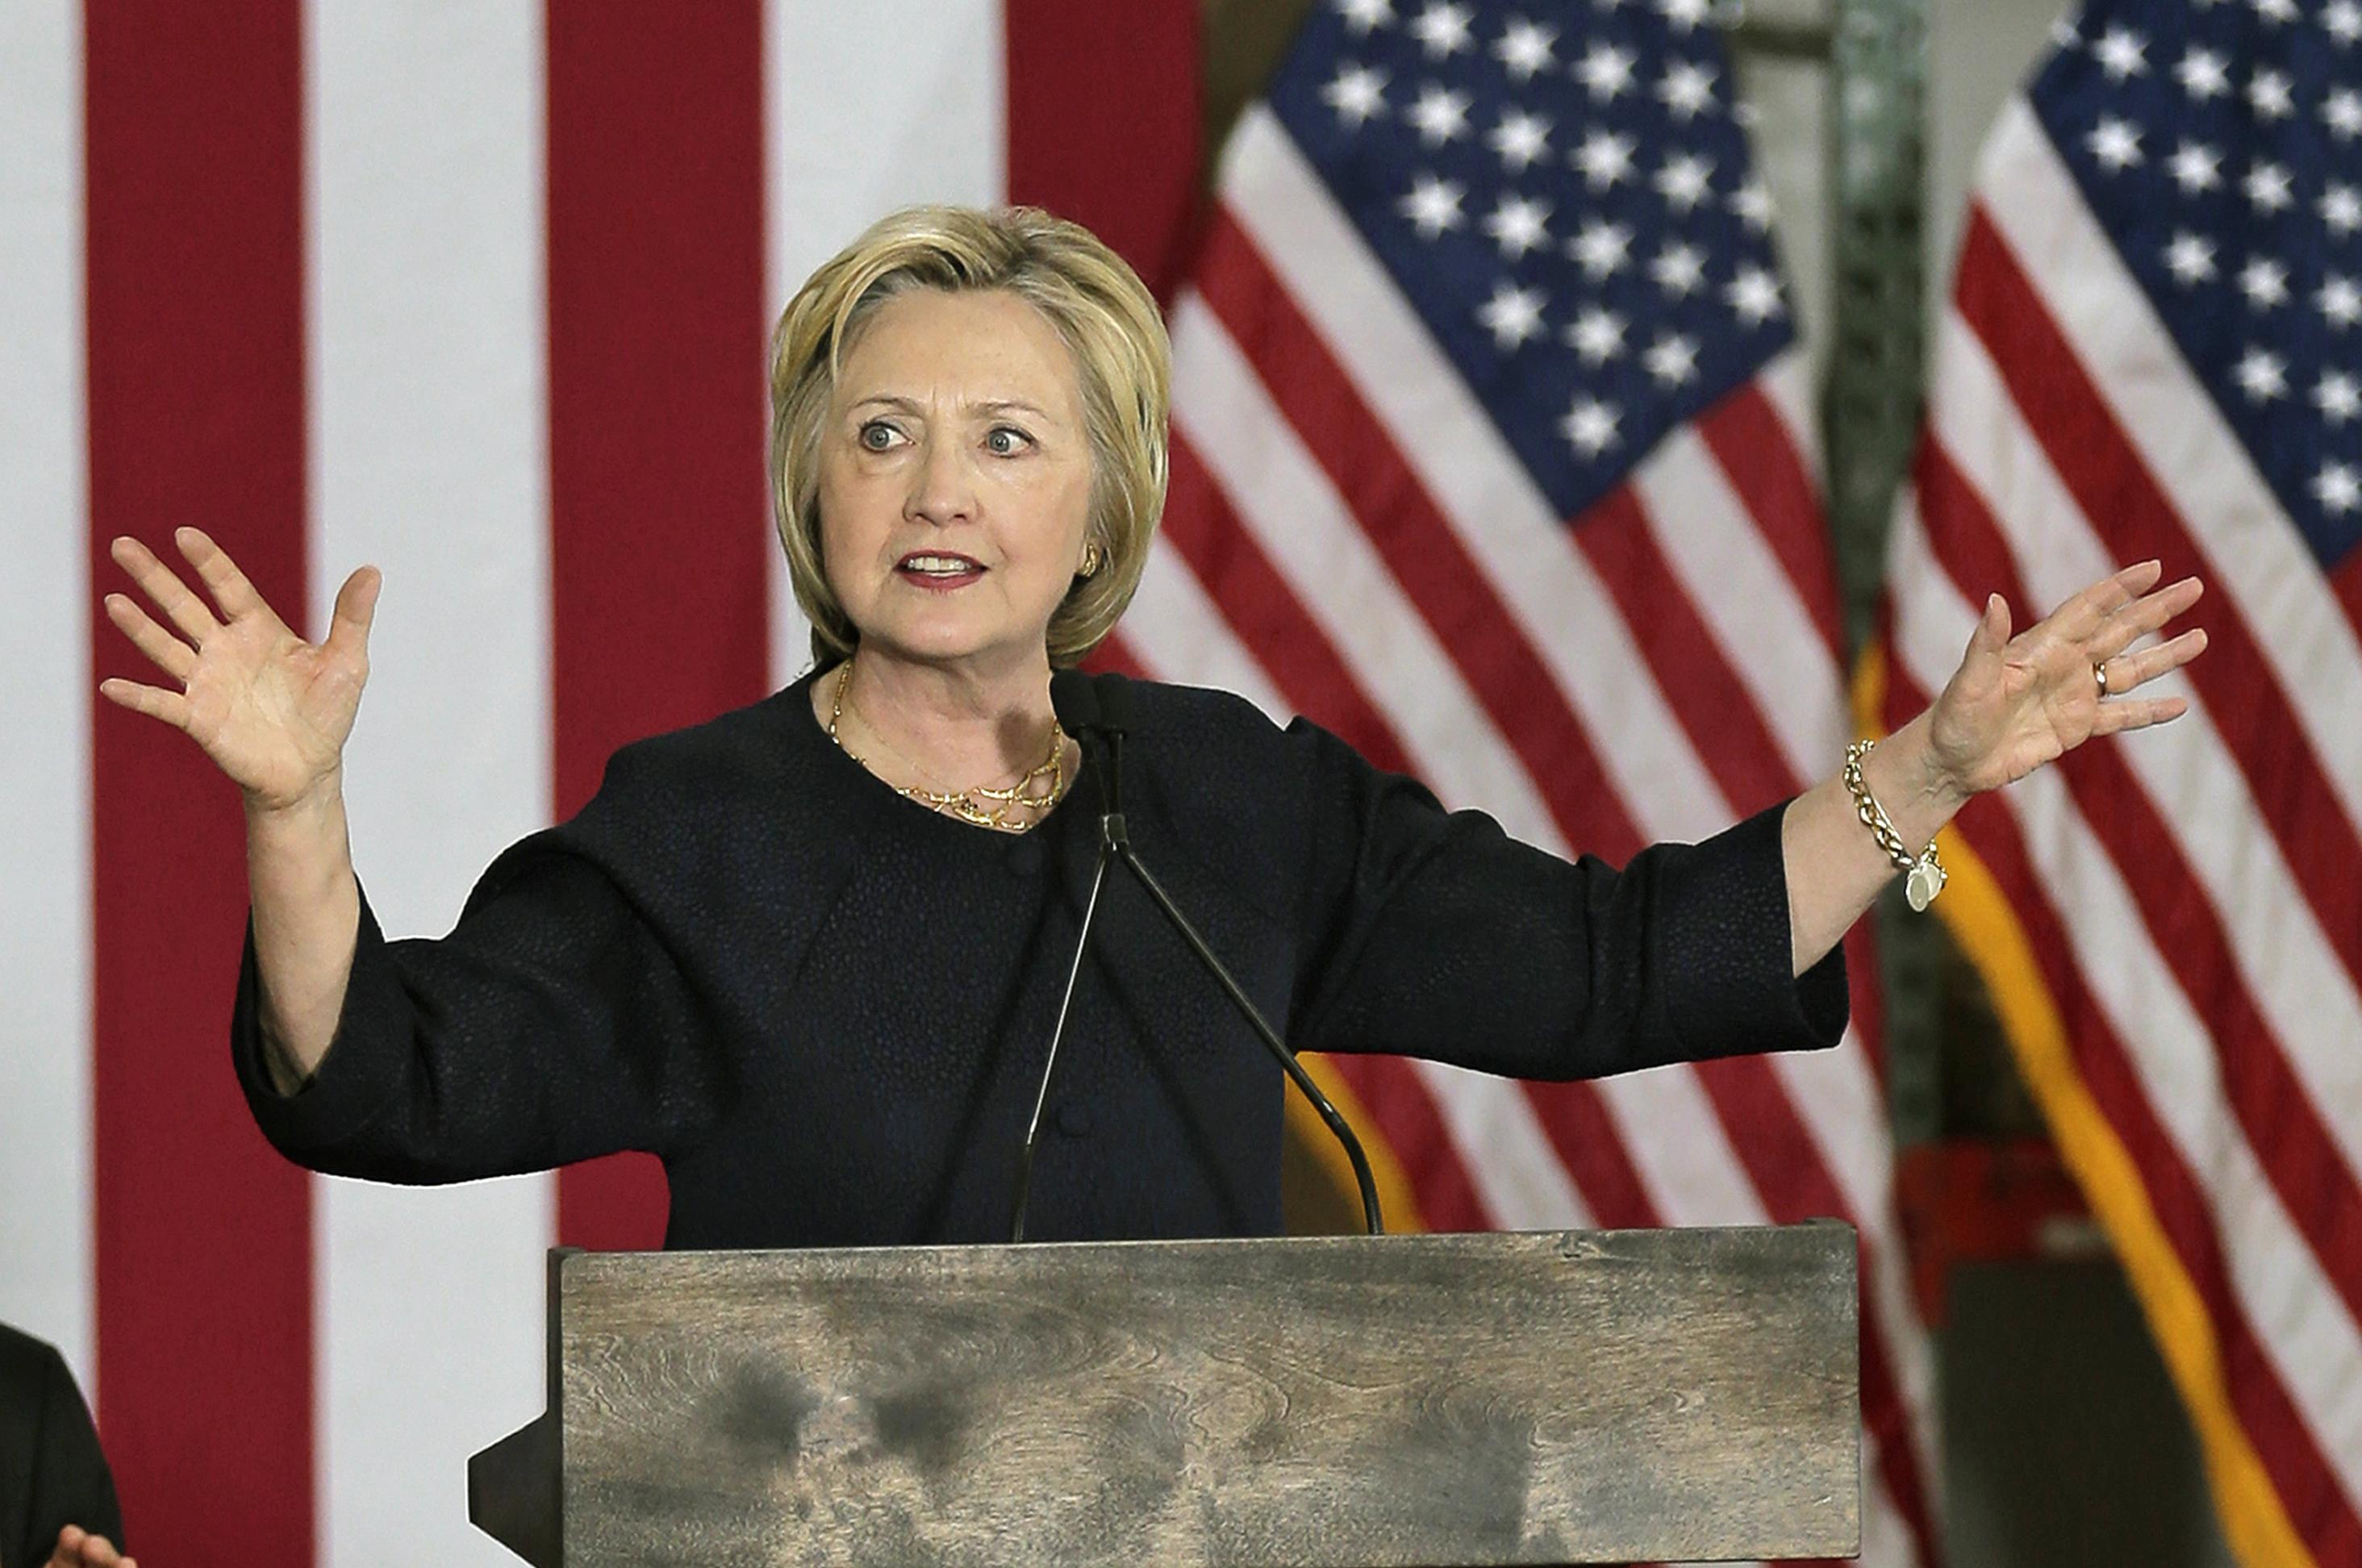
[1843,739,1947,911]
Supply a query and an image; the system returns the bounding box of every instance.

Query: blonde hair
[766,204,1171,668]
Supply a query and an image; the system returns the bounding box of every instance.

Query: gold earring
[1080,541,1104,577]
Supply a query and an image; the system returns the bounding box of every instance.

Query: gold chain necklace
[826,660,1067,833]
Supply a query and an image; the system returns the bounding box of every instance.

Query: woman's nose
[906,436,975,527]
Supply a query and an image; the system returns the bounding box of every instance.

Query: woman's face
[818,287,1095,676]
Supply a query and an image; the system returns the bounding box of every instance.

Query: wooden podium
[469,1224,1859,1565]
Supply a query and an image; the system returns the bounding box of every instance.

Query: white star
[1337,0,1394,34]
[1726,265,1785,324]
[2244,161,2294,213]
[2251,0,2297,23]
[2322,273,2362,327]
[2240,256,2291,308]
[2175,45,2231,100]
[2233,345,2289,402]
[2327,184,2362,236]
[1407,83,1471,145]
[1410,2,1474,56]
[1569,219,1633,278]
[1399,173,1466,237]
[2250,69,2296,119]
[1571,129,1637,190]
[2164,231,2218,284]
[2315,461,2361,514]
[2314,370,2361,423]
[1476,282,1548,350]
[1488,109,1552,172]
[1482,193,1552,258]
[1730,177,1776,231]
[2087,116,2144,172]
[2093,25,2150,79]
[2330,88,2362,140]
[2167,140,2222,194]
[1657,60,1719,120]
[2330,0,2362,43]
[1560,394,1621,458]
[1494,16,1557,80]
[1650,239,1707,298]
[1654,152,1716,212]
[1657,0,1711,31]
[1574,42,1636,102]
[1565,305,1627,365]
[1643,332,1701,387]
[1322,63,1389,128]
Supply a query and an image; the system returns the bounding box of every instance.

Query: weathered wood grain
[474,1226,1859,1565]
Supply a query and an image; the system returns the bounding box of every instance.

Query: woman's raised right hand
[99,528,382,813]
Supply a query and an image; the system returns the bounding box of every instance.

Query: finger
[98,676,193,729]
[1966,591,2010,657]
[2089,574,2204,664]
[109,533,223,649]
[2103,626,2209,694]
[102,591,198,683]
[322,564,382,663]
[2093,693,2189,735]
[177,524,276,623]
[2051,558,2163,642]
[78,1532,122,1565]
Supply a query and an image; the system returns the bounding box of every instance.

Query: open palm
[99,527,382,811]
[1926,559,2207,799]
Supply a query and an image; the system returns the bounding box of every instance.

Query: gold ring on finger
[2095,658,2111,698]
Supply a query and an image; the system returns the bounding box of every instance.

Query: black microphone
[1008,673,1386,1240]
[1008,671,1116,1241]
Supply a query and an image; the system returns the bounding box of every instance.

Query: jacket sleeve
[2,1333,124,1566]
[230,750,732,1184]
[1286,720,1847,1078]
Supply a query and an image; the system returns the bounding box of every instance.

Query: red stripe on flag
[1316,1056,1493,1232]
[1165,432,1417,775]
[1695,383,1847,663]
[1194,208,1645,863]
[85,1,315,1555]
[1515,1079,1663,1228]
[1881,653,2362,1560]
[546,1,770,1250]
[1955,207,2362,1006]
[1082,630,1152,680]
[1575,485,1797,819]
[1918,440,2362,1330]
[1004,0,1202,297]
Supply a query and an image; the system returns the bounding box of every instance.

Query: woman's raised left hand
[1922,559,2209,801]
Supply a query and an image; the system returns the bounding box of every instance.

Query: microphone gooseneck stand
[1008,672,1387,1241]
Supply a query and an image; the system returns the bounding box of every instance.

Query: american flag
[1108,2,1938,1565]
[1878,0,2362,1561]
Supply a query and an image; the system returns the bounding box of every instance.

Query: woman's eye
[985,426,1033,457]
[858,421,901,452]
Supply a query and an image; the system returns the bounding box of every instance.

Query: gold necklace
[827,661,1068,833]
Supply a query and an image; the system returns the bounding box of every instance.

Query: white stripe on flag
[1976,99,2362,822]
[1629,427,1843,786]
[1412,1061,1592,1232]
[761,0,1007,690]
[1169,298,1563,847]
[0,0,95,1398]
[1220,107,1730,843]
[1890,498,2362,1503]
[1122,540,1295,723]
[1931,308,2362,1190]
[305,5,555,1561]
[1760,350,1822,494]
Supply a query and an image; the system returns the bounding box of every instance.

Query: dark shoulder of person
[0,1322,125,1567]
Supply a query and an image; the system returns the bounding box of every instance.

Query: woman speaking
[97,206,2206,1245]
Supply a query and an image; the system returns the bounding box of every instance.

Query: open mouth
[897,552,984,588]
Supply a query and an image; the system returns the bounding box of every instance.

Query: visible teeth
[903,556,974,575]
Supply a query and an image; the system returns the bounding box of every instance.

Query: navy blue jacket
[232,672,1846,1245]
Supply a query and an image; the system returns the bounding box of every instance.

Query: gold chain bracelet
[1843,739,1947,911]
